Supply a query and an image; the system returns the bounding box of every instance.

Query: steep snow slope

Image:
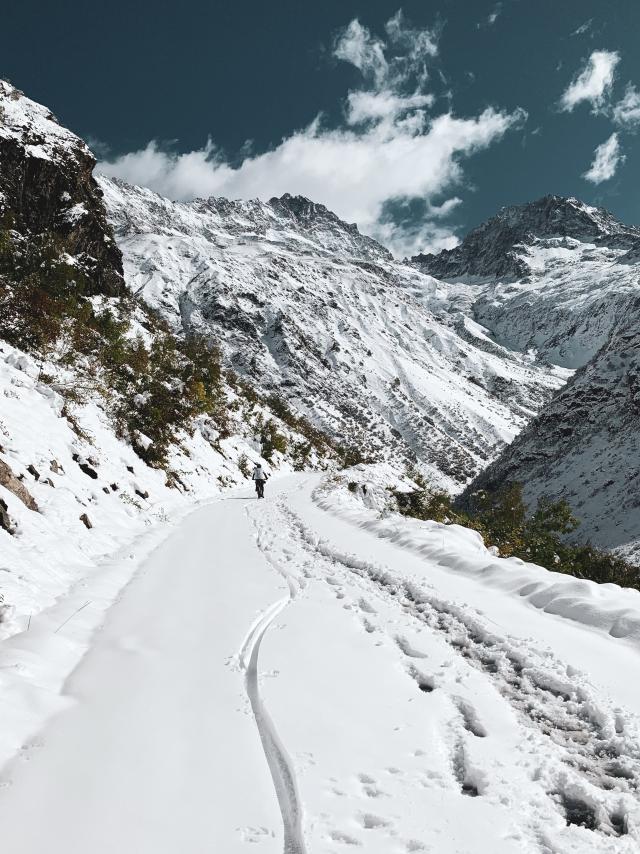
[0,80,334,650]
[99,177,568,489]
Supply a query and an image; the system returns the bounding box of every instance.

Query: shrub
[261,421,288,461]
[395,478,639,591]
[237,453,251,478]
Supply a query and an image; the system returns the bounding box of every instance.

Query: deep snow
[1,471,640,852]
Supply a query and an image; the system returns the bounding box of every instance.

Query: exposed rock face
[412,195,640,281]
[0,498,14,534]
[0,80,123,296]
[464,295,640,558]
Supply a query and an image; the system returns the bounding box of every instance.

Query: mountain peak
[0,78,90,166]
[413,195,640,281]
[268,193,356,231]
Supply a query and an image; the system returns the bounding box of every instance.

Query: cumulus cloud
[560,49,620,112]
[612,84,640,128]
[583,133,624,183]
[99,11,526,257]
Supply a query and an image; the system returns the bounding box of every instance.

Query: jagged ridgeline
[0,80,339,472]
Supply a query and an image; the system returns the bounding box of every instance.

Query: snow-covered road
[0,473,640,853]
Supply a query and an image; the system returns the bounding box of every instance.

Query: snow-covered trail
[1,473,640,853]
[0,489,294,853]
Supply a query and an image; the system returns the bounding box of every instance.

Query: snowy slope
[98,177,568,490]
[1,470,640,852]
[414,195,640,369]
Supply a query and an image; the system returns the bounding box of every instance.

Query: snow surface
[1,470,640,852]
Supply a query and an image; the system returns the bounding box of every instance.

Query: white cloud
[583,133,624,183]
[612,83,640,128]
[333,19,388,88]
[571,19,593,37]
[487,5,502,26]
[345,90,434,125]
[99,11,526,257]
[560,49,620,112]
[375,219,460,258]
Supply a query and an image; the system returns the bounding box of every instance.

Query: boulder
[0,458,38,511]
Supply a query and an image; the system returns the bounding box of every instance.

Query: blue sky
[3,1,640,255]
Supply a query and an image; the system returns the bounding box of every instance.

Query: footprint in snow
[358,812,391,830]
[328,829,362,846]
[237,825,275,843]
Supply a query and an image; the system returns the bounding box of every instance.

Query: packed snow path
[0,475,640,852]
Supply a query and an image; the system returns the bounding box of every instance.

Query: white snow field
[1,471,640,853]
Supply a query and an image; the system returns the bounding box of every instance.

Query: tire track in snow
[239,506,308,854]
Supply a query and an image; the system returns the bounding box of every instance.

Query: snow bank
[316,465,640,646]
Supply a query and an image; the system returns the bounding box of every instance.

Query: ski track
[241,504,309,854]
[258,491,640,850]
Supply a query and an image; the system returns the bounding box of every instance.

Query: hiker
[252,463,267,499]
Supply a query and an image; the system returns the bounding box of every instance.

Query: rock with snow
[0,79,123,297]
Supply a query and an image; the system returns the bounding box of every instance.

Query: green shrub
[237,453,251,478]
[395,478,639,591]
[261,421,288,461]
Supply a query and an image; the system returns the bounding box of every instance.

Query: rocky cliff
[0,80,123,296]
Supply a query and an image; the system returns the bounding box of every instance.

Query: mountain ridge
[412,194,640,280]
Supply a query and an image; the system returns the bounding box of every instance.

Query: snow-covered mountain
[414,195,640,368]
[412,195,640,556]
[4,73,640,567]
[98,177,568,490]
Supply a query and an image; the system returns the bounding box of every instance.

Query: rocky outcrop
[0,80,123,296]
[0,498,14,534]
[0,458,38,511]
